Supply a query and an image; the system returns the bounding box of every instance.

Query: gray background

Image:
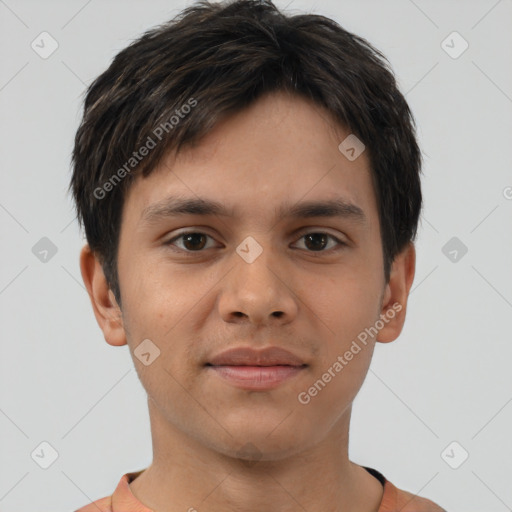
[1,0,511,510]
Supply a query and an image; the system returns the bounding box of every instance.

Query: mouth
[204,363,308,390]
[204,345,308,390]
[205,363,307,367]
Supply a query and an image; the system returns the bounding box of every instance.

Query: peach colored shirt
[74,466,446,512]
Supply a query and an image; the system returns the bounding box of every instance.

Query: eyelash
[164,230,347,254]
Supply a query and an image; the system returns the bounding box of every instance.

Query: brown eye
[294,232,346,252]
[166,232,215,252]
[304,233,328,251]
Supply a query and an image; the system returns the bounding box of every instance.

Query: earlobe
[376,242,416,344]
[79,244,127,347]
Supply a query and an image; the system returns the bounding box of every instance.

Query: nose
[218,243,299,326]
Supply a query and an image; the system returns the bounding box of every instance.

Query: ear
[376,242,416,343]
[79,244,127,346]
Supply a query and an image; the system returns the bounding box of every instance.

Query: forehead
[122,91,378,227]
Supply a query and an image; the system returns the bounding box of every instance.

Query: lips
[206,346,307,367]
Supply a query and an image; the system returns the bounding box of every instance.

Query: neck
[129,399,384,512]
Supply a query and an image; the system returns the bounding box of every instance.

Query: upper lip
[206,346,307,367]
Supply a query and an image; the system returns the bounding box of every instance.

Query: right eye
[164,231,219,252]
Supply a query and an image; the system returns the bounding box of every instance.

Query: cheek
[118,265,198,382]
[122,259,198,329]
[309,272,381,337]
[298,307,376,425]
[305,272,380,400]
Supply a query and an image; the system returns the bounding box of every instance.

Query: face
[87,90,410,461]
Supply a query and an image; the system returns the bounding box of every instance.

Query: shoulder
[72,470,147,512]
[363,466,446,512]
[394,486,446,511]
[74,495,112,512]
[389,480,447,512]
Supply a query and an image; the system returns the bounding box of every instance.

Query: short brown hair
[69,0,422,305]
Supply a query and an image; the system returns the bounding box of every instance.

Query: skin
[80,90,415,512]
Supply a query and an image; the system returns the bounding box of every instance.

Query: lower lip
[206,365,306,390]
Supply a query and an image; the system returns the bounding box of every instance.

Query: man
[70,0,447,510]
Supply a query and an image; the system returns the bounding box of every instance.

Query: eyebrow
[140,195,367,225]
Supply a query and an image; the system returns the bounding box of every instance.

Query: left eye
[293,232,346,252]
[165,231,345,253]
